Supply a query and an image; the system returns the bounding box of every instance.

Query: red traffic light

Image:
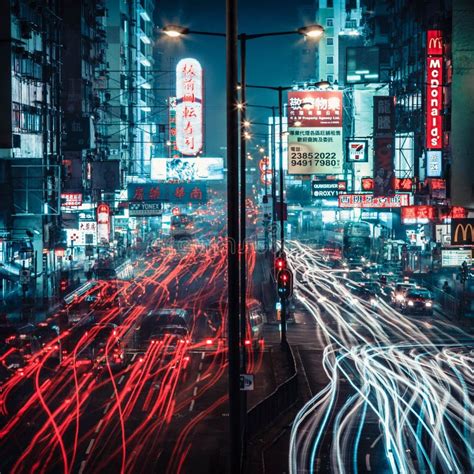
[277,269,293,299]
[275,257,286,270]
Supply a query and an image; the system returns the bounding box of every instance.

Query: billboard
[441,249,472,267]
[287,90,343,175]
[346,140,368,162]
[373,96,395,196]
[61,193,82,207]
[311,180,347,199]
[96,203,110,244]
[426,30,443,150]
[338,193,410,208]
[150,157,224,181]
[451,219,474,246]
[128,182,207,204]
[176,58,203,156]
[168,97,181,159]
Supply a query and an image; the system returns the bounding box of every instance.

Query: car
[391,282,416,307]
[150,325,191,353]
[400,288,434,315]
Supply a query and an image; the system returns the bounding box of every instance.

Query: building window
[327,18,333,27]
[327,75,333,82]
[327,56,334,64]
[327,37,334,46]
[327,0,334,7]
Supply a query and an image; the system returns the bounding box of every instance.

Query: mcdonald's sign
[451,219,474,246]
[427,30,443,56]
[426,30,443,150]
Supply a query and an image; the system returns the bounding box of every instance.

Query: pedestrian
[442,280,451,295]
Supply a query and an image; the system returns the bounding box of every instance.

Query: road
[285,241,473,474]
[0,238,268,474]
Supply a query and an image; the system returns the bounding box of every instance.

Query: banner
[287,90,343,175]
[373,96,395,196]
[150,157,224,181]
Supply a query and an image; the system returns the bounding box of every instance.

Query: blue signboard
[127,182,207,204]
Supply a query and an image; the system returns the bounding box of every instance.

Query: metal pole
[239,34,248,460]
[226,1,241,472]
[278,87,287,344]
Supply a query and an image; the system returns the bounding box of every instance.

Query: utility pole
[226,1,241,472]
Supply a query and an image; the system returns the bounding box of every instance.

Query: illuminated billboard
[287,90,343,175]
[176,58,203,156]
[151,157,224,181]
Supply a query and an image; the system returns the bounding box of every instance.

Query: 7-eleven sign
[347,140,368,162]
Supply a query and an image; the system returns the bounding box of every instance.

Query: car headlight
[370,298,377,306]
[395,294,404,301]
[408,300,414,306]
[425,301,432,307]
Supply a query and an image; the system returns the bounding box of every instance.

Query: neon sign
[426,30,443,150]
[176,58,203,156]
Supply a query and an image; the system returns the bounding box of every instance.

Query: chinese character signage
[61,193,83,207]
[287,90,343,175]
[176,58,203,156]
[426,30,443,150]
[311,179,347,199]
[127,182,207,204]
[338,193,410,208]
[346,140,368,162]
[373,96,395,196]
[168,97,181,158]
[96,203,110,244]
[360,177,412,192]
[426,151,442,177]
[401,206,435,224]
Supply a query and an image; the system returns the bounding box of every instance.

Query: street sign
[240,374,254,391]
[128,201,163,217]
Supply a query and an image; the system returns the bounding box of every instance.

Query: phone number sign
[288,127,343,175]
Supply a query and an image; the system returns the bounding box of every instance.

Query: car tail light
[244,339,251,346]
[206,339,213,345]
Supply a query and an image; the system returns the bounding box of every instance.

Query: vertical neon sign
[426,30,443,150]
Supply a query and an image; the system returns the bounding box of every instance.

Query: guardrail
[246,340,298,438]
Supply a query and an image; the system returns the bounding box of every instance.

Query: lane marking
[198,362,203,371]
[365,454,371,471]
[196,374,201,383]
[193,387,198,397]
[103,402,111,415]
[189,400,195,412]
[118,375,125,385]
[370,433,383,449]
[79,460,87,474]
[94,419,104,434]
[201,352,205,360]
[131,353,137,362]
[86,438,95,455]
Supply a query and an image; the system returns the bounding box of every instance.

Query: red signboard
[338,194,410,209]
[361,177,412,192]
[440,206,468,221]
[361,178,374,191]
[61,193,83,207]
[426,30,443,150]
[287,90,343,128]
[401,206,435,224]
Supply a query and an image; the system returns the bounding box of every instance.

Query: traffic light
[277,268,293,299]
[274,255,287,279]
[60,279,68,294]
[460,261,469,284]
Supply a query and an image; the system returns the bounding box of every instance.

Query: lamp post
[161,22,324,471]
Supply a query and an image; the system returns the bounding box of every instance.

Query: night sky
[156,0,316,156]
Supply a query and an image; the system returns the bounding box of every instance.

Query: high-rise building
[0,0,62,304]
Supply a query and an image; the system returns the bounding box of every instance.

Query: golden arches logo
[428,36,442,50]
[453,223,474,243]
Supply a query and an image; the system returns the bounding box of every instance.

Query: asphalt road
[0,239,271,474]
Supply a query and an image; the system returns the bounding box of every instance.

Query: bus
[323,221,371,265]
[170,214,195,239]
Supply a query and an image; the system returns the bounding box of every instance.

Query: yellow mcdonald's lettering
[429,37,442,49]
[454,223,474,243]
